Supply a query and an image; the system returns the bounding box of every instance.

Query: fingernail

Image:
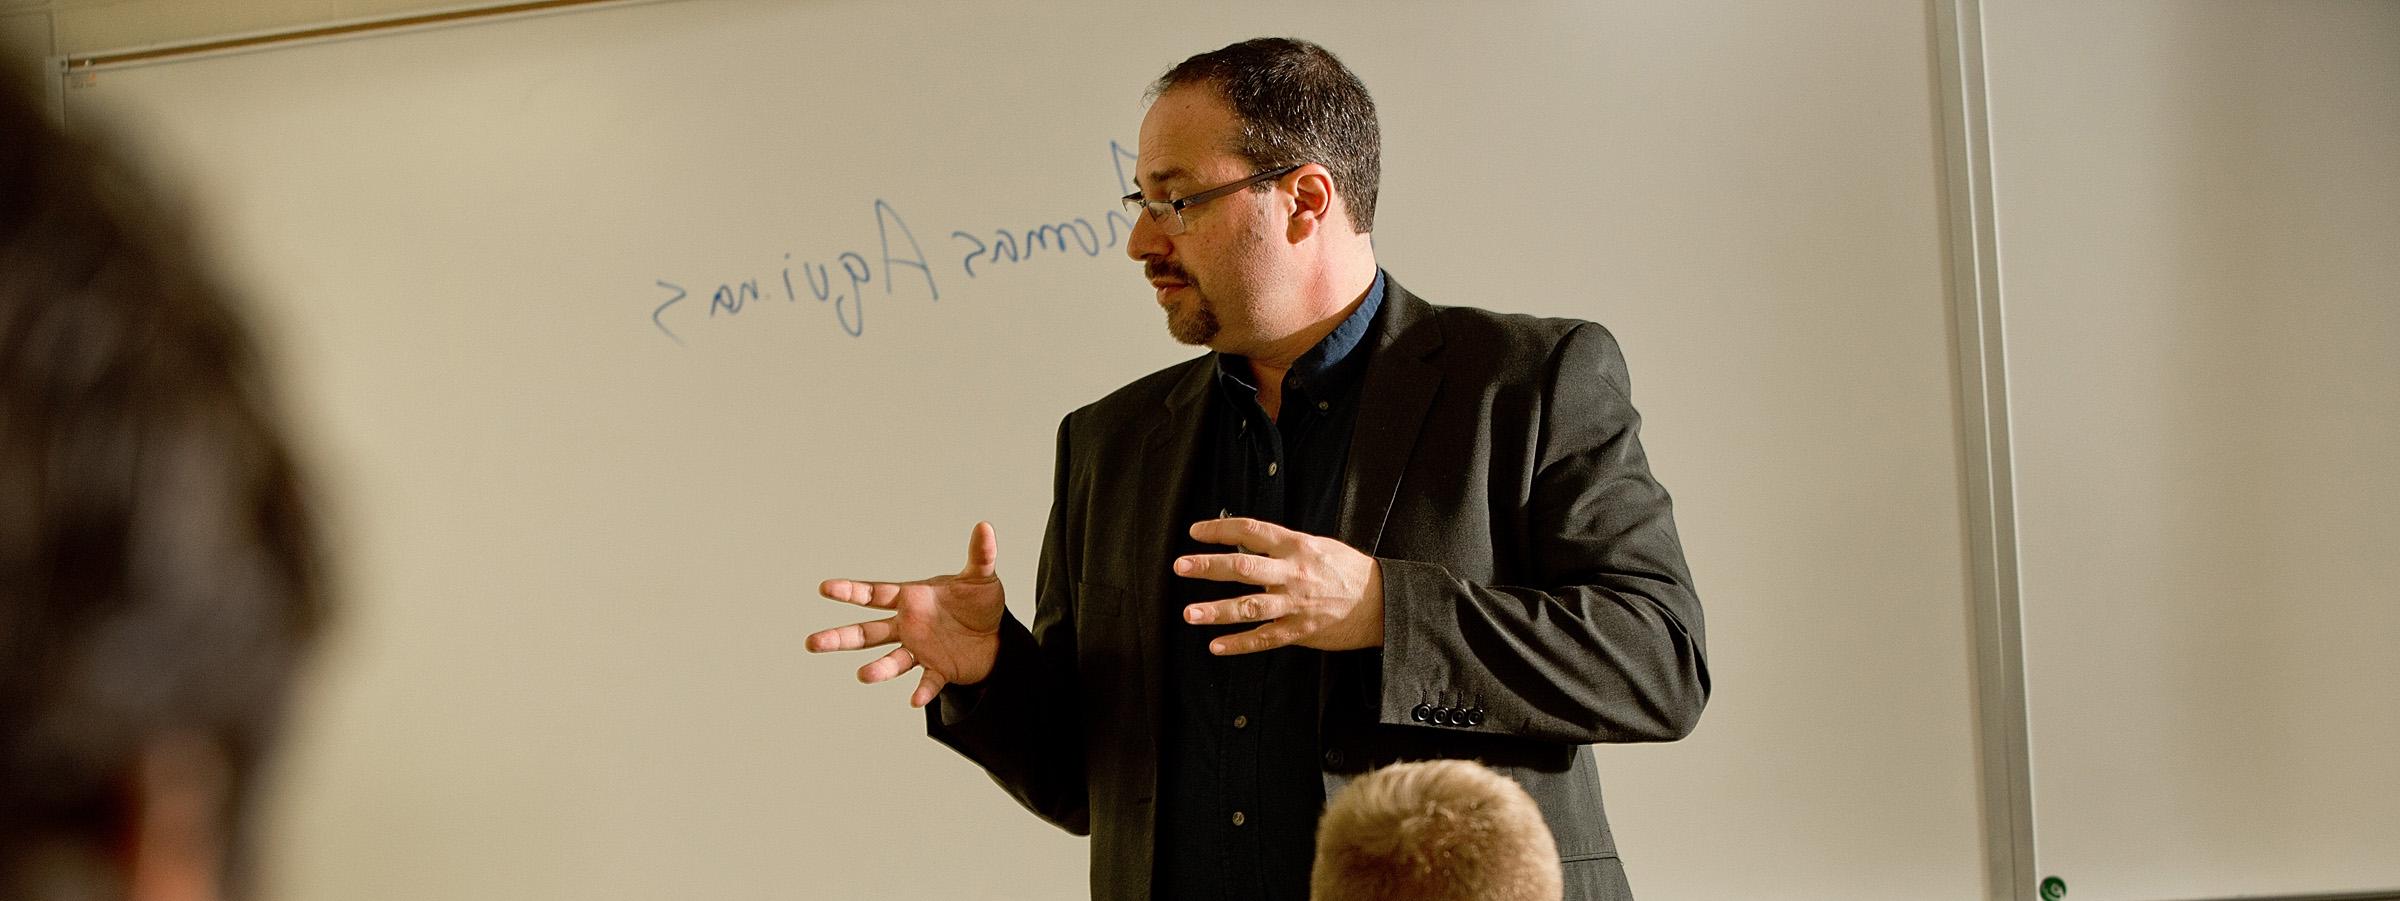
[1209,641,1226,654]
[1174,558,1191,573]
[1186,607,1204,623]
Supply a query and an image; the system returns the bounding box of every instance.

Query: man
[809,37,1706,901]
[1312,760,1562,901]
[0,75,328,900]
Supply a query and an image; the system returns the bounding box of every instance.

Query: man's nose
[1126,208,1169,261]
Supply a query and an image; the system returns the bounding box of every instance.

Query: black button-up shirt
[1153,272,1386,901]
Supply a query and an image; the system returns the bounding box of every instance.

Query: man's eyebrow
[1135,166,1190,195]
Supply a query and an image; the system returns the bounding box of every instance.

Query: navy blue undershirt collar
[1216,269,1387,399]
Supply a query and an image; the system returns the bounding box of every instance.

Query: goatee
[1167,297,1219,346]
[1149,260,1218,346]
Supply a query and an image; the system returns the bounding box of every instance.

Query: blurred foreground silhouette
[0,67,327,901]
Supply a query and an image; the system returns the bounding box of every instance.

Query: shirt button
[1317,401,1329,411]
[1231,811,1246,827]
[1232,715,1248,729]
[1266,462,1278,477]
[1324,750,1344,768]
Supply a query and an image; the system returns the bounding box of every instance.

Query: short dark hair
[0,73,326,898]
[1151,37,1382,233]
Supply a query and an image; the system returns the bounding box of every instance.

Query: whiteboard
[64,1,1991,899]
[1986,2,2400,899]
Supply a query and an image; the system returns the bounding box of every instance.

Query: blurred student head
[1311,760,1563,901]
[0,72,326,901]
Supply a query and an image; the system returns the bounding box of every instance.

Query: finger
[960,521,999,580]
[1182,593,1286,626]
[1189,517,1304,555]
[804,617,899,653]
[1172,552,1293,586]
[1210,621,1305,656]
[910,668,949,708]
[857,646,918,684]
[818,579,904,609]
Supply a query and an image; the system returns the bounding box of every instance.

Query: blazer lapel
[1107,355,1214,792]
[1320,279,1445,755]
[1338,282,1444,556]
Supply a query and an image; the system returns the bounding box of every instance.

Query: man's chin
[1166,307,1219,347]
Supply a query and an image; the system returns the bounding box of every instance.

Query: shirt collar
[1216,269,1387,398]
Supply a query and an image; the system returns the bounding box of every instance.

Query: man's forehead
[1134,87,1244,190]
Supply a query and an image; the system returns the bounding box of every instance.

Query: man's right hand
[807,522,1006,707]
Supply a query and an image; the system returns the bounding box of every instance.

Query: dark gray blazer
[930,279,1709,901]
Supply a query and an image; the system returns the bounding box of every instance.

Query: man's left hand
[1175,517,1383,655]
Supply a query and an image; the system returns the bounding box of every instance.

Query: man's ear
[124,735,229,901]
[1287,163,1342,243]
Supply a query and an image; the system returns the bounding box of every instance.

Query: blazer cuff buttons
[1410,702,1487,728]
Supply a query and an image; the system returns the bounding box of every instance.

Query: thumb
[911,668,949,708]
[960,521,999,579]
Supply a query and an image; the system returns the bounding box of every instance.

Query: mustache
[1145,261,1191,284]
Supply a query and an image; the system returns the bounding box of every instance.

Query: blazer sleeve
[1377,322,1710,745]
[924,416,1090,835]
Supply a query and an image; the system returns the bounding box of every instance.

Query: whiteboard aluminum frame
[1930,0,2037,899]
[55,0,669,75]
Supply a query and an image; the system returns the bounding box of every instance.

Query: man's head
[0,75,326,901]
[1311,760,1564,901]
[1124,38,1381,356]
[1149,37,1381,234]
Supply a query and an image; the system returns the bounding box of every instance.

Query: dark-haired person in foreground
[1312,760,1562,901]
[0,74,327,900]
[809,37,1706,901]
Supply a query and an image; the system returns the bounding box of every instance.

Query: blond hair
[1310,760,1563,901]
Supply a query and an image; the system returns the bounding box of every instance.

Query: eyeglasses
[1120,164,1303,236]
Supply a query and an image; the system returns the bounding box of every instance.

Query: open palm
[808,522,1006,707]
